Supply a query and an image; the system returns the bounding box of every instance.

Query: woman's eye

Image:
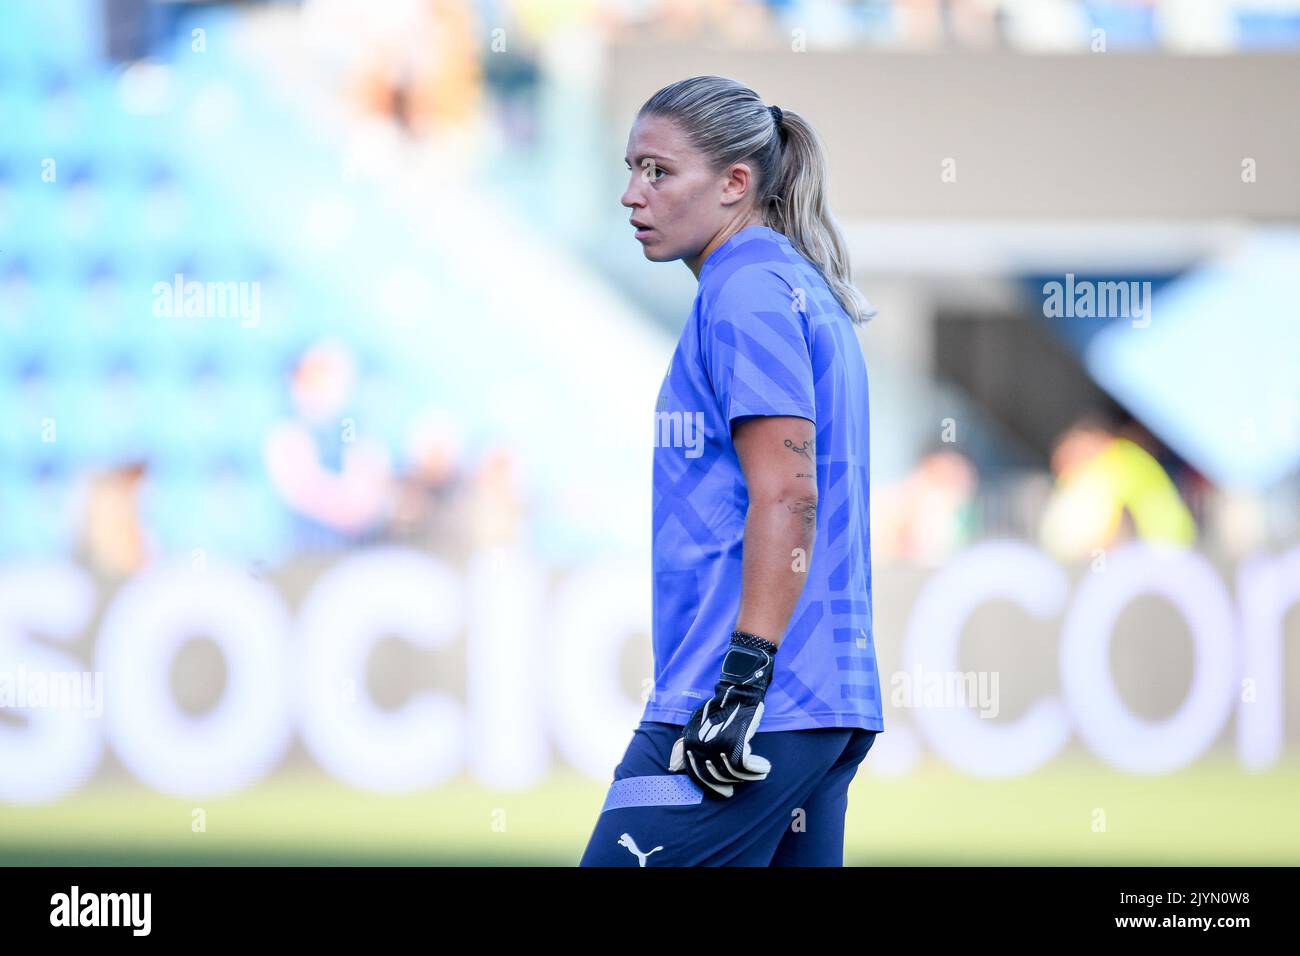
[625,162,665,181]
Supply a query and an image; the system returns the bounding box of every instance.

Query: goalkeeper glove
[669,630,779,798]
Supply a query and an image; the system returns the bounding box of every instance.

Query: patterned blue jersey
[642,224,883,732]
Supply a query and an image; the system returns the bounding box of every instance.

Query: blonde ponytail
[766,107,877,325]
[639,75,876,325]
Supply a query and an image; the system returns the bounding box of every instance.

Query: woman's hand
[668,630,779,798]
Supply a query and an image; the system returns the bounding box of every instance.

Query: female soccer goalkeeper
[580,75,883,867]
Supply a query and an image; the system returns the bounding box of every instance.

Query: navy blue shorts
[579,720,877,866]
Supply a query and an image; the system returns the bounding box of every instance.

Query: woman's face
[621,113,758,274]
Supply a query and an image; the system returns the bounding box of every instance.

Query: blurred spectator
[1039,414,1196,562]
[102,0,191,63]
[875,447,979,565]
[1206,487,1269,559]
[897,0,1002,50]
[81,461,150,576]
[388,409,469,549]
[306,0,485,138]
[481,35,543,148]
[466,445,526,550]
[264,340,394,547]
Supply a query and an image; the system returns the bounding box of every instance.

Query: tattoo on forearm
[788,496,818,535]
[784,438,815,462]
[795,473,813,479]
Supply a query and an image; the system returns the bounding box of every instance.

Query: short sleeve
[701,268,816,428]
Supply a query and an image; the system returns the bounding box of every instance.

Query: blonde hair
[639,75,875,325]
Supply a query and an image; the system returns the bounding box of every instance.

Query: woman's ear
[719,161,754,208]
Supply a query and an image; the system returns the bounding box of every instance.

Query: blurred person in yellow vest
[1039,415,1197,563]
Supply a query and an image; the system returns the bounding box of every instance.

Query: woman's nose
[622,176,645,208]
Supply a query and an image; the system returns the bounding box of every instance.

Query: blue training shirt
[643,224,884,733]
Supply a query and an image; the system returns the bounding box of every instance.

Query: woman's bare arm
[731,414,819,647]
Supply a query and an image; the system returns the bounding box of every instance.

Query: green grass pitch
[3,754,1297,865]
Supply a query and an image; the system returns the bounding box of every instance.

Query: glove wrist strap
[730,630,779,656]
[718,630,778,695]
